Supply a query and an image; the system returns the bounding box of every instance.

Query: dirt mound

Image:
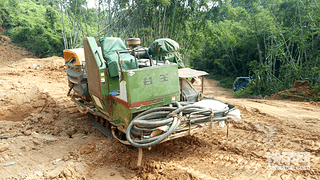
[0,34,35,65]
[0,85,49,121]
[0,35,10,42]
[60,162,87,180]
[268,80,318,101]
[293,80,311,88]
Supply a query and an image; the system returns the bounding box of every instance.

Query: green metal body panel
[99,69,109,96]
[85,37,181,128]
[123,64,180,104]
[128,94,179,113]
[111,101,132,126]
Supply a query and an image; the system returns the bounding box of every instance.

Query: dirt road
[0,39,319,179]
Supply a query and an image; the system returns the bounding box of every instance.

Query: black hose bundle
[126,101,233,148]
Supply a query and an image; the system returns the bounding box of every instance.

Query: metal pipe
[201,76,204,95]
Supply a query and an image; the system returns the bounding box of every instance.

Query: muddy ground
[0,36,319,180]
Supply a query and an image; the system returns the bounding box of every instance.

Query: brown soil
[0,39,319,179]
[268,80,318,101]
[0,34,35,65]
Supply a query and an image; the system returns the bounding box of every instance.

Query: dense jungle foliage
[0,0,319,98]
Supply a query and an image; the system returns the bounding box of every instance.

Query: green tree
[45,6,58,29]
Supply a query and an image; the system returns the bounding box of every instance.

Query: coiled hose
[126,101,234,148]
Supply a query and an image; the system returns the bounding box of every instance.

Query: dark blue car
[233,77,251,91]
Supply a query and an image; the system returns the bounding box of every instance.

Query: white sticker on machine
[128,71,135,76]
[92,95,103,109]
[172,96,176,103]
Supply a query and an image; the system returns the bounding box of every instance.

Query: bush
[33,36,50,57]
[8,25,63,57]
[1,0,64,57]
[232,87,252,98]
[9,27,32,43]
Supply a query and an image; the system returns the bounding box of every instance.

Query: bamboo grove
[0,0,320,97]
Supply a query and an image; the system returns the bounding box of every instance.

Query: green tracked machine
[63,37,237,166]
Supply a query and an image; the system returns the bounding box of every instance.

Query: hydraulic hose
[126,101,233,148]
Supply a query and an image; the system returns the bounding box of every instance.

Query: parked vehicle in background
[233,77,252,91]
